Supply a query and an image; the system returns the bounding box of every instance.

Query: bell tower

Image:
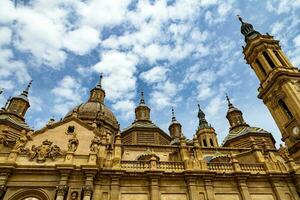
[239,16,300,160]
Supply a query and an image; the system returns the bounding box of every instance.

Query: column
[236,177,252,200]
[0,172,9,199]
[56,173,69,200]
[270,178,287,200]
[149,178,159,200]
[82,173,95,200]
[110,176,120,200]
[204,178,214,200]
[186,177,198,200]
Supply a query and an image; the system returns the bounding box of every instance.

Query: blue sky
[0,0,300,146]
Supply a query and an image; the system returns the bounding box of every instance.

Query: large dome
[65,75,119,130]
[65,102,119,129]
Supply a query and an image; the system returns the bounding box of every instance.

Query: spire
[21,80,32,97]
[89,73,105,103]
[197,104,209,129]
[96,73,103,88]
[226,93,234,109]
[140,89,145,104]
[225,94,249,130]
[135,89,150,121]
[171,107,176,122]
[237,15,260,42]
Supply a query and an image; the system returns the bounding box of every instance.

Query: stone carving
[278,144,290,161]
[29,140,65,163]
[13,131,32,152]
[90,135,101,153]
[56,185,68,196]
[68,133,79,152]
[82,185,93,196]
[70,191,79,200]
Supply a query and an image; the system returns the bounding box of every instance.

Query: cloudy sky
[0,0,300,146]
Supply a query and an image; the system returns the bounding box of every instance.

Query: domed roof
[65,102,118,128]
[64,74,119,130]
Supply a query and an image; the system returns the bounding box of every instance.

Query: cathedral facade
[0,17,299,200]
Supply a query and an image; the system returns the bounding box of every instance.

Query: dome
[65,102,119,129]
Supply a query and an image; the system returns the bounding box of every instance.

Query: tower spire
[171,107,176,122]
[226,93,234,109]
[22,80,32,97]
[237,15,260,42]
[97,73,103,88]
[198,104,209,128]
[140,89,145,104]
[89,73,106,103]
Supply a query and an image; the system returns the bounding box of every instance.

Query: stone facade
[0,17,299,200]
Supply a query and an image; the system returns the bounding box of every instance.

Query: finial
[237,14,244,24]
[25,80,32,93]
[198,103,201,111]
[97,73,103,88]
[21,80,32,97]
[140,89,145,104]
[226,93,233,108]
[171,107,176,121]
[0,88,3,95]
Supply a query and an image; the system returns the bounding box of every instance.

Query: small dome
[65,102,119,129]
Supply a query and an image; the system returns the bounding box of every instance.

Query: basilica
[0,17,299,200]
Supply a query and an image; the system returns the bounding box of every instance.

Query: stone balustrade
[121,160,268,174]
[207,162,234,172]
[158,161,185,171]
[239,163,265,173]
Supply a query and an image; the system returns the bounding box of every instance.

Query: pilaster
[149,177,160,200]
[236,176,252,200]
[110,176,120,200]
[185,177,198,200]
[204,177,214,200]
[56,172,70,200]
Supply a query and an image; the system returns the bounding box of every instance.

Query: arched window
[209,139,214,147]
[8,189,49,200]
[278,99,293,120]
[23,198,40,200]
[262,51,276,69]
[203,139,207,147]
[255,59,267,76]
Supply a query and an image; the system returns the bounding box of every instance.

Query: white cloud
[0,27,12,46]
[93,50,138,102]
[112,100,135,120]
[140,66,168,84]
[63,26,100,55]
[51,75,85,115]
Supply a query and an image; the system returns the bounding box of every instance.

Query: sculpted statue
[13,131,32,152]
[29,140,64,163]
[90,135,101,153]
[68,133,79,152]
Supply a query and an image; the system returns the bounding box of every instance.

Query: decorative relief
[68,133,79,152]
[26,140,65,163]
[291,80,300,92]
[90,135,101,153]
[13,131,32,153]
[82,185,93,196]
[70,191,79,200]
[56,185,69,196]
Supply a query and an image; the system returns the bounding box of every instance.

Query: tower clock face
[292,126,300,140]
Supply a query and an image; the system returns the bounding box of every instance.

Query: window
[273,50,285,66]
[255,59,267,76]
[262,51,276,69]
[210,139,214,147]
[278,99,293,120]
[23,198,40,200]
[203,139,207,147]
